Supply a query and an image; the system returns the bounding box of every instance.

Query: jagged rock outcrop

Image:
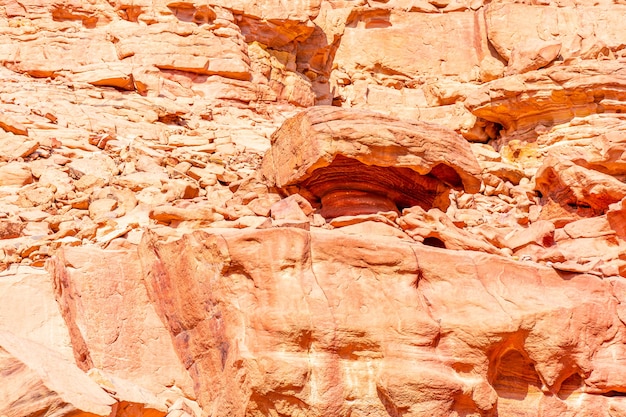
[3,0,626,416]
[0,331,167,417]
[138,227,626,417]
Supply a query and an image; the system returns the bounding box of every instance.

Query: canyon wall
[2,0,626,416]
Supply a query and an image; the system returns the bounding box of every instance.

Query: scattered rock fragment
[0,219,24,239]
[0,162,33,186]
[0,114,28,136]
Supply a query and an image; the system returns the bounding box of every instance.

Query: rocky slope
[2,0,626,416]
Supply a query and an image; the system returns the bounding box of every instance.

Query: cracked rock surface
[3,0,626,416]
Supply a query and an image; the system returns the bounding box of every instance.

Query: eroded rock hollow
[2,1,626,417]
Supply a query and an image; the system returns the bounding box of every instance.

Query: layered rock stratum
[2,1,626,416]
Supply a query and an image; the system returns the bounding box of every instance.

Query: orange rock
[0,114,28,136]
[4,0,626,415]
[466,60,626,133]
[486,3,626,63]
[535,158,626,216]
[0,331,115,417]
[334,8,489,80]
[48,247,195,400]
[139,226,626,416]
[505,39,561,75]
[261,106,481,219]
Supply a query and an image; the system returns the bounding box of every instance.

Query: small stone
[89,198,119,220]
[0,114,28,136]
[479,56,505,82]
[68,154,119,181]
[74,174,106,192]
[17,187,55,208]
[0,220,24,239]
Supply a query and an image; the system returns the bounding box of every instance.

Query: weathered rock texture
[2,0,626,416]
[261,106,481,218]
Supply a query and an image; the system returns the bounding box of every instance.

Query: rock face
[3,0,626,417]
[260,106,481,218]
[139,227,626,417]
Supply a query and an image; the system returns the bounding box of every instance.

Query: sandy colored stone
[505,39,561,75]
[0,162,33,186]
[17,185,55,208]
[112,171,168,191]
[48,246,194,399]
[479,55,505,82]
[139,226,626,416]
[334,8,489,80]
[0,137,38,160]
[465,60,626,132]
[149,205,222,223]
[505,220,555,251]
[535,158,626,216]
[0,113,29,136]
[89,198,118,220]
[270,194,311,222]
[485,3,626,62]
[69,154,119,181]
[0,330,115,417]
[2,1,626,416]
[261,106,481,218]
[74,174,106,192]
[0,266,74,361]
[398,206,504,254]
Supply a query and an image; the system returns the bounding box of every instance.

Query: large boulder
[261,106,481,219]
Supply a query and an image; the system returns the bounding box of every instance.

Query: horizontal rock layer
[2,0,626,416]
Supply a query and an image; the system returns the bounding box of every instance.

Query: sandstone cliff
[2,0,626,416]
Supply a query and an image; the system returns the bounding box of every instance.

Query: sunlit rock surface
[2,0,626,416]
